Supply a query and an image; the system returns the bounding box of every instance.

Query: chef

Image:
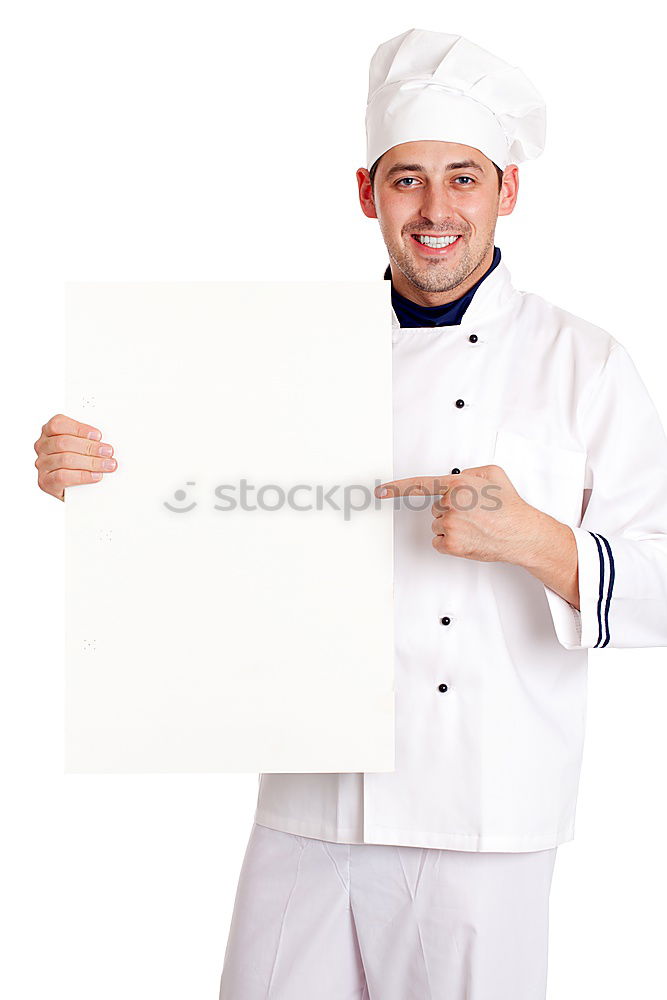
[218,27,667,1000]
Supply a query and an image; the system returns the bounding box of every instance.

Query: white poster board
[64,281,395,773]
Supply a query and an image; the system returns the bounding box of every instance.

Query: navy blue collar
[384,246,502,327]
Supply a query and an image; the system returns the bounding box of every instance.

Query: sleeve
[543,342,667,649]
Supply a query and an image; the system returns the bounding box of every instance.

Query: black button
[451,467,460,475]
[438,683,448,693]
[468,334,478,343]
[455,398,465,408]
[440,616,451,626]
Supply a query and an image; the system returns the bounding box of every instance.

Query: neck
[389,244,496,307]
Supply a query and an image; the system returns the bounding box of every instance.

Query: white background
[4,1,667,997]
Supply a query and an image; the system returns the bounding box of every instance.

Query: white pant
[219,821,558,1000]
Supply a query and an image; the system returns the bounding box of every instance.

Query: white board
[64,281,395,773]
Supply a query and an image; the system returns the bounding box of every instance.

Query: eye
[455,176,475,185]
[396,177,419,187]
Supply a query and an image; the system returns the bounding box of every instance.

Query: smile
[410,234,462,255]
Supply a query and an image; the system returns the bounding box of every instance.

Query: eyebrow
[384,159,486,178]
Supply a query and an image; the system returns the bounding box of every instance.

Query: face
[357,140,518,302]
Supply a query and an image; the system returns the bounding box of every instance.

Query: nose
[418,185,458,227]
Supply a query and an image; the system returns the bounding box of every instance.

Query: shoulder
[513,286,623,373]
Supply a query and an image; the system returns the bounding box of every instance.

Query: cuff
[543,526,609,650]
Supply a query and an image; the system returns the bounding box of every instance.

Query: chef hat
[365,28,546,172]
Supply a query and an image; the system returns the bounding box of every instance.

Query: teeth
[414,234,459,248]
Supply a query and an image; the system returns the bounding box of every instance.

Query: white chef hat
[365,28,546,172]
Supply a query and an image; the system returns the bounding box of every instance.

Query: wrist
[509,504,563,572]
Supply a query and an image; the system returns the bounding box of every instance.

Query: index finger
[42,413,102,441]
[375,475,453,499]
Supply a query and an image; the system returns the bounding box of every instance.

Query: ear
[356,167,378,220]
[497,163,519,217]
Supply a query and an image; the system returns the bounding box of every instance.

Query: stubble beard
[387,231,495,295]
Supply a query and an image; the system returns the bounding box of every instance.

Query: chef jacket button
[451,467,460,475]
[468,333,478,343]
[455,398,465,408]
[438,683,448,693]
[440,616,451,626]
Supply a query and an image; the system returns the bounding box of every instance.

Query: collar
[386,254,519,331]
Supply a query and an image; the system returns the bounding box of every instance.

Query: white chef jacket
[254,258,667,852]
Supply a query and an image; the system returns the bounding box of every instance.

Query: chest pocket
[492,428,587,527]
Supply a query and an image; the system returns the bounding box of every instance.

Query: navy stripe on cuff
[588,531,615,647]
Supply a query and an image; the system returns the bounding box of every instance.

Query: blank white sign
[64,282,395,773]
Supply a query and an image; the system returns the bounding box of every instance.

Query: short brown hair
[369,154,504,194]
